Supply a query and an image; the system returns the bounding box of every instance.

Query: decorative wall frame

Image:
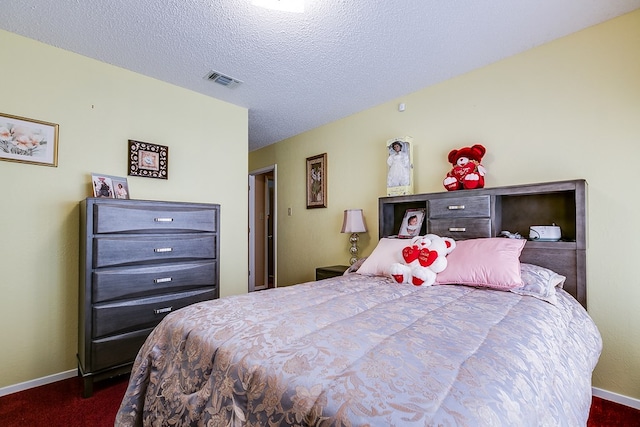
[128,140,168,179]
[91,173,130,199]
[306,153,327,209]
[0,112,59,167]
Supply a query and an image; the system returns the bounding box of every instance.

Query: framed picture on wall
[0,112,59,167]
[128,140,168,179]
[306,153,327,208]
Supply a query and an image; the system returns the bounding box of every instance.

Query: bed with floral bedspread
[115,272,601,426]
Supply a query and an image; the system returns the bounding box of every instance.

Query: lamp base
[349,233,359,265]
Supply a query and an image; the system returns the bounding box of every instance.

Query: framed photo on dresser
[91,173,129,199]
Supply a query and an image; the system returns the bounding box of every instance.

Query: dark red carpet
[0,376,128,427]
[587,395,640,427]
[1,375,638,426]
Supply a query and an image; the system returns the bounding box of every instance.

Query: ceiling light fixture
[251,0,304,13]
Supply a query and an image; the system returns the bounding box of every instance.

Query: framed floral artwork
[0,112,59,167]
[306,153,327,209]
[128,140,168,179]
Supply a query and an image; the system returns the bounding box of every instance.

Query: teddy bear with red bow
[443,144,487,191]
[389,234,456,286]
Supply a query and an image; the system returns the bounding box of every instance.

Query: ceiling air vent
[205,70,243,89]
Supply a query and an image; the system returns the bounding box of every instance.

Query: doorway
[248,165,276,292]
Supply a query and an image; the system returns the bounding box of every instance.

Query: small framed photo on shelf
[0,112,59,167]
[128,140,168,179]
[92,173,130,199]
[306,153,327,209]
[398,208,425,238]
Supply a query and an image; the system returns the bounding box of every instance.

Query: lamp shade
[341,209,367,233]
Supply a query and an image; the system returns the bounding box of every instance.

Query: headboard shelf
[378,180,588,307]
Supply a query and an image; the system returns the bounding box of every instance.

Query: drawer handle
[449,227,466,232]
[154,247,173,253]
[154,306,173,315]
[154,217,174,222]
[447,205,465,210]
[154,277,172,284]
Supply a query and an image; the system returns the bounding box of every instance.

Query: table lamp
[341,209,367,265]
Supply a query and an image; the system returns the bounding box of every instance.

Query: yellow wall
[0,31,248,388]
[250,10,640,400]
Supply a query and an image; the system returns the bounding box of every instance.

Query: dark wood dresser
[78,198,220,397]
[379,180,587,307]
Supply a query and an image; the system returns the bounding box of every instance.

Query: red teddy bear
[443,144,487,191]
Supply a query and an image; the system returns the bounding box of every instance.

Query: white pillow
[355,238,409,276]
[510,263,566,304]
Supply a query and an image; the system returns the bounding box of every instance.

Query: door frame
[248,165,277,292]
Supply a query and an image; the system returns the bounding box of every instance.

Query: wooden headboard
[378,180,587,308]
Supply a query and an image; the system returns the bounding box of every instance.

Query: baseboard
[0,369,76,398]
[592,387,640,410]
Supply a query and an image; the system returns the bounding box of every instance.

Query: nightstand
[316,265,350,280]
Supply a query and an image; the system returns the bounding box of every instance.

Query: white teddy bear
[389,234,456,286]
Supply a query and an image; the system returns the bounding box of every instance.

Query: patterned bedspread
[115,274,602,426]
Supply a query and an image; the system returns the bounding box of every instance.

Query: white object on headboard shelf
[529,225,561,241]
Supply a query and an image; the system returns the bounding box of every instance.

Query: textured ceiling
[1,0,639,151]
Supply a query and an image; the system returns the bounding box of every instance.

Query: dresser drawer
[93,234,216,268]
[428,218,492,239]
[428,196,490,219]
[92,288,216,338]
[91,328,154,372]
[94,203,217,234]
[93,260,217,303]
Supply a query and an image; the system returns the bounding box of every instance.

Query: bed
[115,234,602,426]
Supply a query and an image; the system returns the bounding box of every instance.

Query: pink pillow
[435,238,525,290]
[356,238,409,276]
